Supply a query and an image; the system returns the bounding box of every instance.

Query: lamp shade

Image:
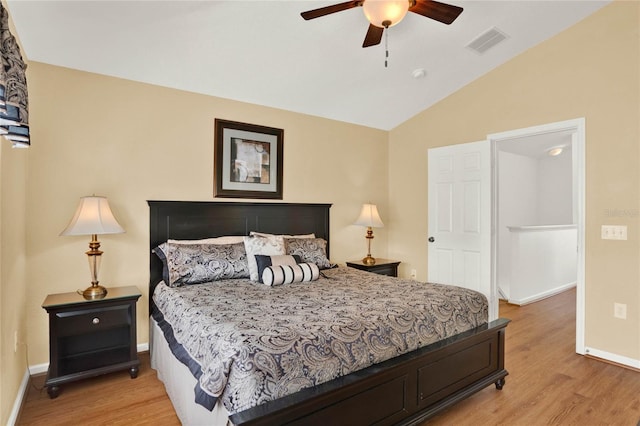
[362,0,409,28]
[354,203,384,228]
[60,196,125,236]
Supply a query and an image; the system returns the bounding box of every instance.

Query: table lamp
[354,203,384,265]
[60,196,125,299]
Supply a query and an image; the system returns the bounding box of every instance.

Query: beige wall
[388,2,640,360]
[3,1,639,419]
[0,141,28,424]
[1,3,29,422]
[24,62,389,366]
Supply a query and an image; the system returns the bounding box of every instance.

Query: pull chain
[384,28,389,68]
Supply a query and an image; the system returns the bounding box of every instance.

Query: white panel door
[428,141,493,318]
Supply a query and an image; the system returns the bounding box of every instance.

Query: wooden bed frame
[148,200,509,426]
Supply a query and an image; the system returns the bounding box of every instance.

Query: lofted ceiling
[7,1,609,131]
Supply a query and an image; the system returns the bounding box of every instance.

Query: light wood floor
[18,288,640,425]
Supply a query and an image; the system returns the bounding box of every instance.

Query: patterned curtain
[0,3,29,147]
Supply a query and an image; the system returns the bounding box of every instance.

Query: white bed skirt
[150,316,231,426]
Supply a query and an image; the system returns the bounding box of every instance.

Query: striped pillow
[261,263,320,286]
[255,254,301,284]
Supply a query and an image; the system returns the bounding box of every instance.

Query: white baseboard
[508,282,576,306]
[29,362,48,375]
[8,343,150,425]
[585,346,640,370]
[7,368,30,426]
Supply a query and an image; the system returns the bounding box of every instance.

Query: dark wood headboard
[148,201,331,304]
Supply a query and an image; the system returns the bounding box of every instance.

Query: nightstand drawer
[365,265,398,276]
[346,259,401,277]
[56,305,130,337]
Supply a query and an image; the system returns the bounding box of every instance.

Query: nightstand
[42,286,141,398]
[346,258,401,277]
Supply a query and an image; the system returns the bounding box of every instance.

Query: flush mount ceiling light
[547,146,565,156]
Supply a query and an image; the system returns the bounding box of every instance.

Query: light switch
[601,225,627,240]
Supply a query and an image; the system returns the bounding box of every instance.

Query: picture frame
[214,119,283,199]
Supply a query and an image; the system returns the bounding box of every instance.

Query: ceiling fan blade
[362,24,384,48]
[409,0,463,25]
[301,1,362,20]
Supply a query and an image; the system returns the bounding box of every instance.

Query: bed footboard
[230,318,509,426]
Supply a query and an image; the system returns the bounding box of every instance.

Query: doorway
[426,118,585,354]
[495,130,577,305]
[488,118,585,354]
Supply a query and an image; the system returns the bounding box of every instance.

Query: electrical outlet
[614,303,627,319]
[410,269,417,280]
[14,330,18,353]
[601,225,628,240]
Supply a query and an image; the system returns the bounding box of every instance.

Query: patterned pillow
[152,242,249,287]
[254,254,302,284]
[285,237,332,269]
[243,235,286,281]
[262,263,320,286]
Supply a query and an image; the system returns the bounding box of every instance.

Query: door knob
[428,237,435,243]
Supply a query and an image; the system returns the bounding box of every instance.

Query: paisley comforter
[152,266,487,414]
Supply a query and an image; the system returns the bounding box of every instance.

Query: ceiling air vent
[466,27,508,54]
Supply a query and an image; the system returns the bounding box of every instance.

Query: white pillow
[168,236,245,245]
[243,235,286,281]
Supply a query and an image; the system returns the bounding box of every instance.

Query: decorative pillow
[168,236,245,245]
[285,237,332,269]
[262,263,320,286]
[243,235,286,281]
[254,254,302,284]
[250,231,315,239]
[152,242,249,287]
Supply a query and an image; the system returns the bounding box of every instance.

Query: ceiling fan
[301,0,463,48]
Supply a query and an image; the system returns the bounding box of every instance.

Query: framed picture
[214,119,284,199]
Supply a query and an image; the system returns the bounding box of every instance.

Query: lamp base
[362,255,376,266]
[82,284,108,300]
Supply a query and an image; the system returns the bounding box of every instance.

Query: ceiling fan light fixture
[363,0,410,28]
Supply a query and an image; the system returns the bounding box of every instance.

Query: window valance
[0,3,29,147]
